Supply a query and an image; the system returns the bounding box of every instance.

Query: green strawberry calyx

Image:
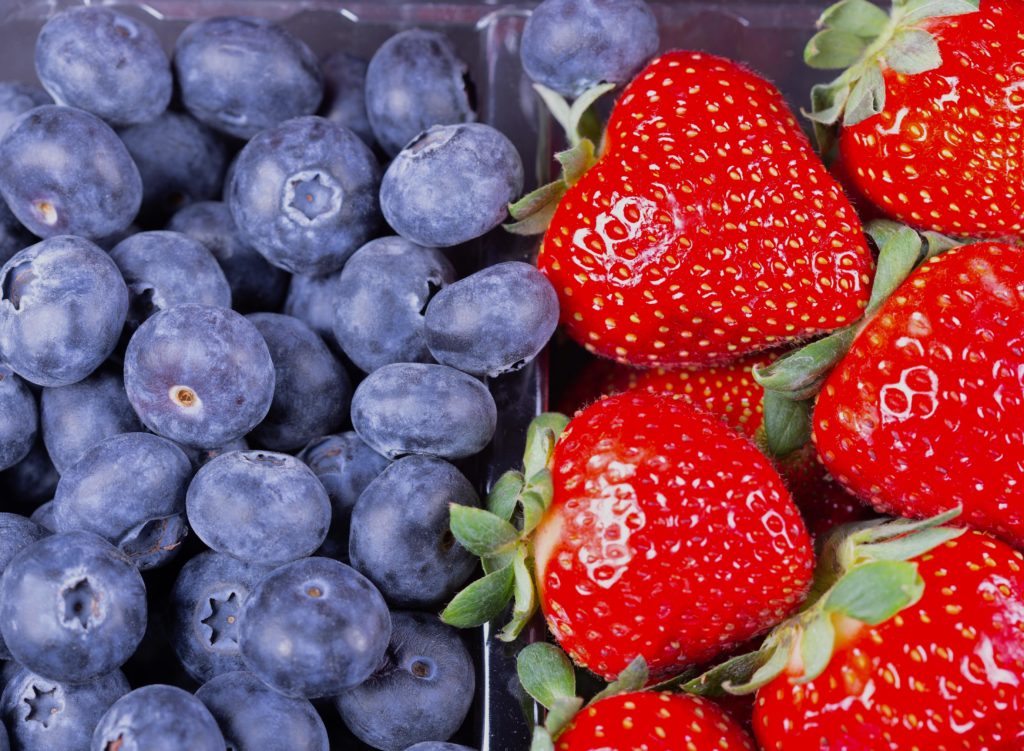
[682,508,966,696]
[805,0,980,153]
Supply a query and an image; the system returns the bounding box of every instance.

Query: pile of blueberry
[0,7,560,750]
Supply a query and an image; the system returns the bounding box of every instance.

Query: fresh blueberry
[406,744,476,751]
[332,236,455,373]
[168,201,289,314]
[123,304,275,449]
[0,199,33,269]
[365,30,474,156]
[520,0,659,98]
[0,82,50,137]
[40,366,144,474]
[0,106,142,239]
[228,115,381,276]
[186,450,331,565]
[424,261,559,377]
[174,17,323,140]
[118,112,228,226]
[350,457,478,608]
[168,551,271,683]
[335,612,475,751]
[239,556,391,698]
[247,314,350,451]
[0,440,58,507]
[0,368,36,471]
[34,7,171,126]
[196,671,329,751]
[0,513,49,659]
[320,52,374,147]
[283,271,343,345]
[91,685,225,751]
[1,667,129,751]
[0,531,146,683]
[380,123,523,248]
[0,236,128,387]
[351,363,496,460]
[29,502,55,533]
[53,432,191,570]
[299,432,391,562]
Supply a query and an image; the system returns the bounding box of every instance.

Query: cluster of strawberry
[446,1,1024,749]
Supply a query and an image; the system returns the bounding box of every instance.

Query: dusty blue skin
[350,457,478,608]
[351,363,497,460]
[335,612,475,751]
[53,433,192,570]
[168,201,289,314]
[332,236,455,373]
[425,261,559,377]
[186,451,331,565]
[35,7,171,126]
[0,83,50,137]
[407,744,476,751]
[0,531,146,683]
[111,231,232,338]
[29,502,55,532]
[0,368,36,471]
[320,52,373,147]
[40,366,144,474]
[118,112,227,226]
[174,17,323,140]
[168,551,271,683]
[0,236,129,387]
[123,304,275,449]
[91,685,225,751]
[0,200,33,268]
[299,432,391,562]
[284,271,342,345]
[0,441,57,507]
[247,314,350,451]
[0,106,142,240]
[381,123,524,248]
[0,514,49,659]
[228,116,381,276]
[239,557,391,698]
[1,667,129,751]
[520,0,659,97]
[196,670,329,751]
[365,30,475,156]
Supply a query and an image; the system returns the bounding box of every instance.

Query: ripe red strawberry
[535,51,874,368]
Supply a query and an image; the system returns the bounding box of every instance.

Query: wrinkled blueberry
[365,30,474,156]
[283,271,342,345]
[228,116,381,276]
[0,441,58,507]
[0,368,36,471]
[320,52,373,147]
[91,685,224,751]
[350,456,478,608]
[0,513,49,659]
[381,123,523,248]
[123,304,275,449]
[239,557,391,698]
[0,82,50,137]
[351,363,496,460]
[174,16,322,140]
[0,236,128,387]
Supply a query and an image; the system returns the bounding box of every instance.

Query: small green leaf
[762,393,812,458]
[725,636,792,694]
[753,326,859,397]
[825,560,924,625]
[589,655,649,704]
[517,643,577,710]
[865,223,925,316]
[857,525,966,562]
[483,549,516,575]
[449,504,521,557]
[805,83,851,125]
[533,84,574,141]
[526,468,554,501]
[843,63,886,125]
[509,181,567,222]
[441,564,515,628]
[556,139,598,186]
[520,491,548,536]
[683,649,774,698]
[796,615,837,684]
[545,696,584,738]
[505,203,561,236]
[523,413,570,479]
[498,546,539,642]
[899,0,979,24]
[805,28,869,70]
[819,0,890,37]
[885,28,942,74]
[488,470,526,521]
[852,506,963,545]
[921,231,961,258]
[530,725,555,751]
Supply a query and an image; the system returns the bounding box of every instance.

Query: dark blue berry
[91,685,224,751]
[0,82,50,137]
[320,52,374,147]
[0,368,36,471]
[284,271,342,345]
[0,513,49,659]
[0,440,58,507]
[29,502,55,533]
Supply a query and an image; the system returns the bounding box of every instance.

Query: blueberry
[247,314,350,451]
[29,502,55,533]
[521,0,658,97]
[351,363,496,460]
[228,116,381,276]
[299,432,391,562]
[0,106,142,239]
[40,366,144,474]
[335,612,475,751]
[0,236,128,387]
[91,685,225,751]
[425,261,559,377]
[168,551,271,683]
[196,671,329,751]
[0,440,58,507]
[239,557,391,698]
[111,231,232,337]
[0,368,36,471]
[320,52,374,147]
[332,236,455,373]
[123,304,275,449]
[174,17,323,140]
[53,432,192,570]
[1,667,129,751]
[35,7,171,126]
[0,531,146,683]
[365,30,475,157]
[118,112,228,226]
[0,82,50,137]
[168,201,289,314]
[0,513,49,659]
[0,199,33,269]
[350,457,478,608]
[380,124,523,248]
[283,271,343,345]
[406,744,476,751]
